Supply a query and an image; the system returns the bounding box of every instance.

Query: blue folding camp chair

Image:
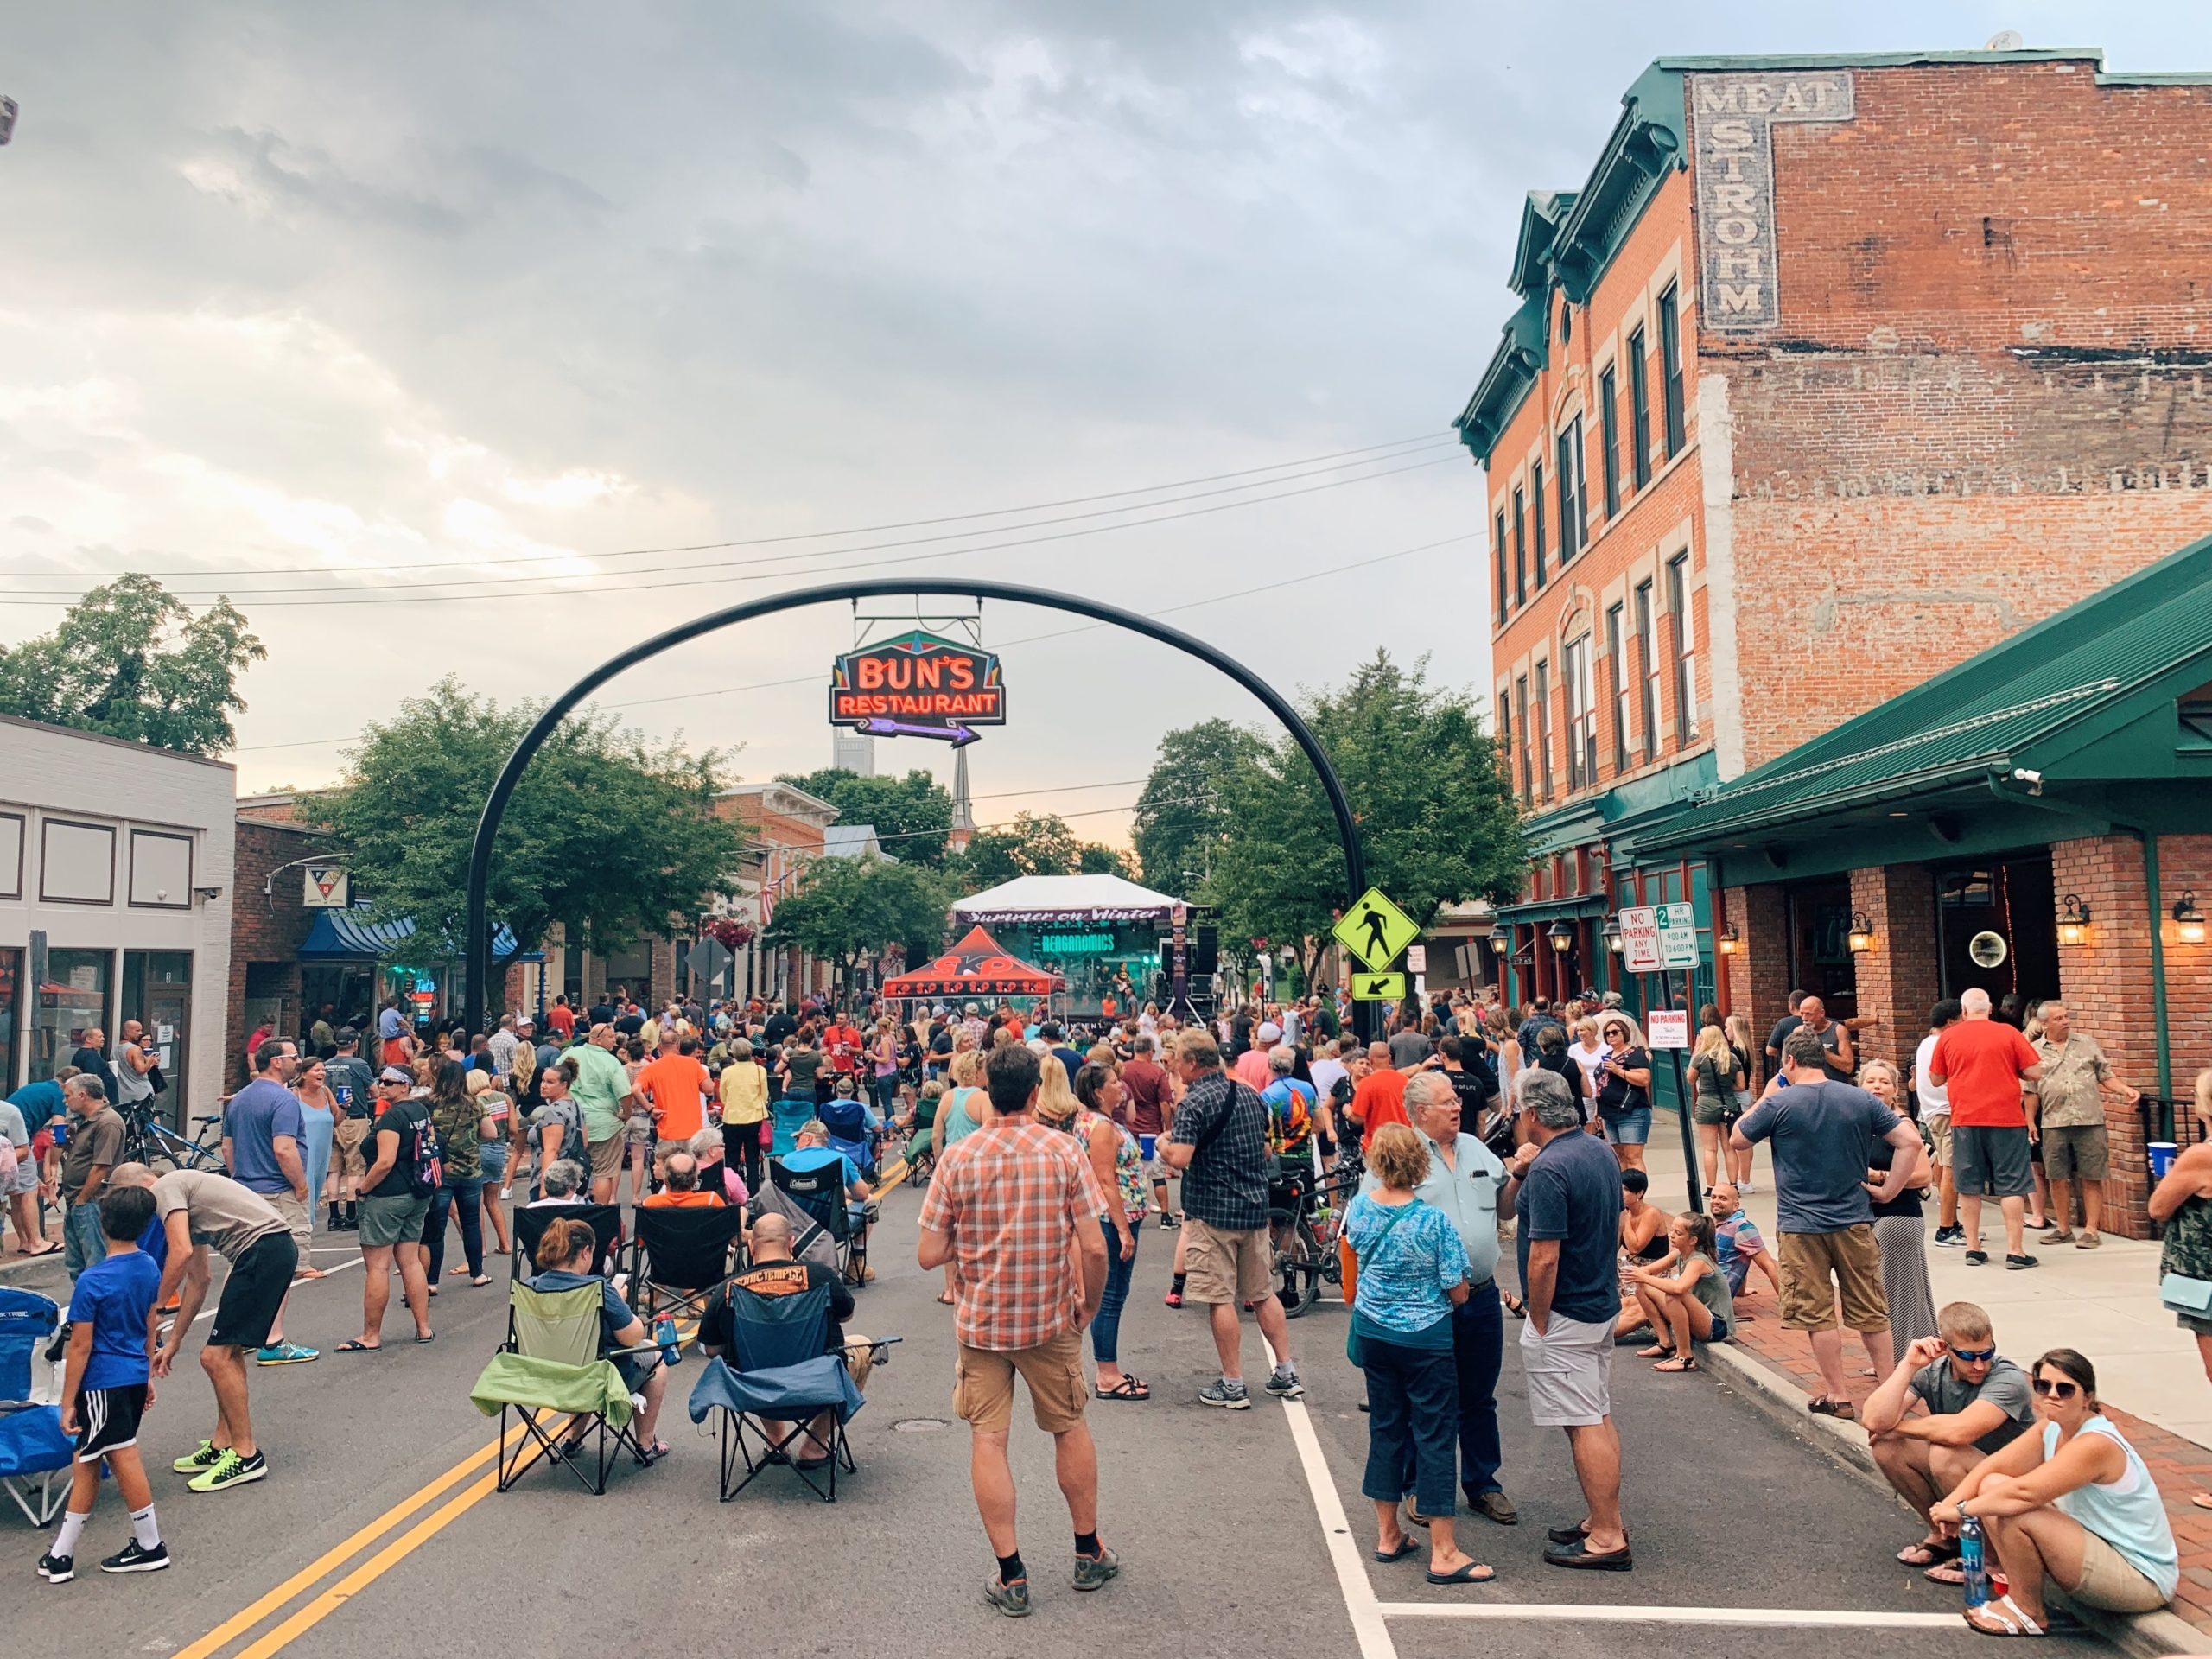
[817,1096,878,1181]
[0,1287,73,1526]
[768,1096,817,1159]
[686,1276,863,1503]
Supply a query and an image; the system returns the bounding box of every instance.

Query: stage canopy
[952,873,1182,925]
[880,925,1062,1001]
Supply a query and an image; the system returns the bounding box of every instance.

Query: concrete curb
[1703,1338,2212,1655]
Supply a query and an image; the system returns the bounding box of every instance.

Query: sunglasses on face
[2031,1377,2081,1400]
[1948,1345,1998,1364]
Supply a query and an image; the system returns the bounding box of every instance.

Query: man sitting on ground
[784,1120,875,1281]
[643,1151,723,1209]
[699,1211,880,1468]
[1860,1300,2035,1575]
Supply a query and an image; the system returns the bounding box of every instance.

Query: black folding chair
[630,1206,747,1326]
[512,1203,623,1282]
[770,1158,864,1285]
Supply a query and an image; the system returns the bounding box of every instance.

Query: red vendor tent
[880,925,1063,1001]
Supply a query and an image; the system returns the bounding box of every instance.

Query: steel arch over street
[463,577,1368,1038]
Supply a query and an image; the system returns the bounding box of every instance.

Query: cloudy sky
[3,3,2203,849]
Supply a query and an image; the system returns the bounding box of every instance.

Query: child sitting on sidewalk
[1624,1211,1733,1371]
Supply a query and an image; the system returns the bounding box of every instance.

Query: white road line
[1279,1395,1399,1659]
[1375,1602,1964,1628]
[188,1255,360,1324]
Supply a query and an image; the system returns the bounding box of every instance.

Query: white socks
[130,1503,161,1549]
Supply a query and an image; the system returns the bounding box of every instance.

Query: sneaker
[1264,1369,1305,1400]
[983,1574,1033,1618]
[1073,1544,1121,1591]
[1963,1249,1989,1266]
[1934,1225,1964,1247]
[37,1551,73,1583]
[171,1439,223,1475]
[2005,1253,2039,1271]
[100,1539,169,1574]
[188,1448,268,1493]
[1198,1378,1251,1410]
[256,1341,319,1366]
[1157,1213,1177,1231]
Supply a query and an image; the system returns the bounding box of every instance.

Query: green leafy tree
[1077,842,1135,878]
[318,679,744,1001]
[0,574,265,754]
[762,852,950,986]
[776,766,957,864]
[1210,651,1522,985]
[1131,717,1268,892]
[950,810,1083,889]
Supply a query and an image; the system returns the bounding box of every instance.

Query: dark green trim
[1492,893,1611,925]
[1455,291,1549,460]
[1549,64,1687,305]
[1509,191,1577,298]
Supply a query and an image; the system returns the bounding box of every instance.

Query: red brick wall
[1726,882,1791,1081]
[1701,61,2212,769]
[1847,864,1940,1071]
[226,822,330,1085]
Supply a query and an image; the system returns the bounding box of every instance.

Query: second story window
[1531,461,1548,590]
[1535,659,1553,801]
[1513,486,1528,607]
[1563,634,1597,791]
[1493,509,1509,625]
[1629,325,1652,488]
[1515,675,1532,803]
[1668,551,1697,743]
[1606,602,1630,772]
[1599,366,1621,517]
[1635,578,1660,760]
[1557,417,1586,562]
[1659,283,1687,459]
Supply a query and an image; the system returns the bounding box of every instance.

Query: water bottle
[655,1314,681,1370]
[1959,1516,1989,1609]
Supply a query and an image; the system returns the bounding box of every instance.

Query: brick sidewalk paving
[1715,1282,2212,1637]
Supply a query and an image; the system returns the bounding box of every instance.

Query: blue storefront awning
[298,911,538,963]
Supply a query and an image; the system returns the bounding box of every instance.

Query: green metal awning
[1491,893,1611,925]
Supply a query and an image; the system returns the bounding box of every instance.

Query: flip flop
[335,1339,382,1353]
[1426,1560,1495,1584]
[1373,1538,1420,1563]
[1897,1538,1960,1567]
[1635,1344,1675,1359]
[1096,1376,1151,1401]
[2193,1491,2212,1510]
[18,1242,61,1257]
[1924,1560,1968,1586]
[414,1331,435,1344]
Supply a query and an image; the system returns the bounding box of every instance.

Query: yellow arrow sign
[1351,972,1408,1002]
[1332,886,1420,971]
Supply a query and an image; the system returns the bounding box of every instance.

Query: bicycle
[1267,1152,1362,1319]
[119,1103,226,1175]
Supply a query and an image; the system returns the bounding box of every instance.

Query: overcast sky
[3,3,2204,850]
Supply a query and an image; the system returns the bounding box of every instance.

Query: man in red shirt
[545,996,575,1041]
[632,1037,714,1182]
[1929,987,2046,1269]
[1117,1035,1174,1225]
[1348,1040,1411,1150]
[822,1015,863,1079]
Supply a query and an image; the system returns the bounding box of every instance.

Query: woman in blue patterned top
[1347,1122,1491,1586]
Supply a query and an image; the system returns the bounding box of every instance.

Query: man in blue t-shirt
[42,1185,167,1582]
[781,1121,874,1274]
[1503,1065,1629,1573]
[219,1039,316,1366]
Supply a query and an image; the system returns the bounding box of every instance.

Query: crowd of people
[10,975,2209,1635]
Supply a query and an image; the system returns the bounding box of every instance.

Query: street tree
[761,851,950,987]
[0,574,264,754]
[1077,842,1135,878]
[951,810,1083,888]
[776,766,956,864]
[319,679,744,998]
[1210,651,1522,986]
[1131,717,1268,891]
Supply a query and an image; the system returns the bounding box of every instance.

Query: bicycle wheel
[1270,1214,1321,1319]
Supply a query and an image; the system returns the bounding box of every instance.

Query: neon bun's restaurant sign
[828,631,1007,731]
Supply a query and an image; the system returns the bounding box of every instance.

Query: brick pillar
[2162,836,2212,1096]
[2053,835,2156,1239]
[1847,864,1937,1071]
[1734,882,1789,1078]
[650,935,677,1009]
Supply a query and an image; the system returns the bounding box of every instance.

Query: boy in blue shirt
[39,1185,167,1584]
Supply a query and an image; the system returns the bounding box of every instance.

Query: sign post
[1618,905,1706,1211]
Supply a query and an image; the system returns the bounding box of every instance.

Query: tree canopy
[762,850,950,978]
[318,679,745,976]
[0,574,265,754]
[948,810,1132,891]
[1131,717,1269,891]
[776,766,956,864]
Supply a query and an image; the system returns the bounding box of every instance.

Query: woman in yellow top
[717,1039,771,1196]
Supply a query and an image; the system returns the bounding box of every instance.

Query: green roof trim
[1650,47,2212,85]
[1641,532,2212,854]
[1453,290,1548,460]
[1509,191,1577,298]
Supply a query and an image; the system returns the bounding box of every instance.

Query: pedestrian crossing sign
[1332,886,1418,971]
[1351,972,1408,1002]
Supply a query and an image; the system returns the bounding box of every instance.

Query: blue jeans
[1362,1333,1459,1517]
[1446,1283,1506,1497]
[63,1197,106,1281]
[1090,1217,1137,1365]
[422,1177,486,1280]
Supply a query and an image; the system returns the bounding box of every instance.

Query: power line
[227,530,1472,753]
[5,433,1456,594]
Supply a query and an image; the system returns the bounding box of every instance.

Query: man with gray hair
[1928,987,2046,1268]
[527,1160,588,1206]
[1503,1065,1630,1570]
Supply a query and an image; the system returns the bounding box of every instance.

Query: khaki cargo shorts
[1777,1224,1890,1334]
[954,1328,1087,1434]
[1180,1218,1274,1306]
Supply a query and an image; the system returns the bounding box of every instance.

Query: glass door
[124,950,194,1131]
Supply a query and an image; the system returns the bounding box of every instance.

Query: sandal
[1374,1537,1419,1563]
[1897,1538,1959,1567]
[1096,1376,1151,1401]
[1924,1560,1968,1586]
[1653,1355,1699,1373]
[1808,1396,1856,1420]
[1963,1594,2045,1637]
[335,1339,381,1353]
[19,1241,61,1257]
[2193,1491,2212,1510]
[638,1440,671,1465]
[937,1292,956,1305]
[469,1275,493,1287]
[1635,1344,1675,1359]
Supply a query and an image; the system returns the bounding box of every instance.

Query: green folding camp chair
[469,1281,649,1496]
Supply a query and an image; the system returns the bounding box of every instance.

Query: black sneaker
[37,1551,73,1583]
[1963,1249,1989,1266]
[2005,1253,2039,1271]
[1934,1225,1964,1247]
[100,1539,169,1574]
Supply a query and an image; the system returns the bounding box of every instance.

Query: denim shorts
[1601,1106,1653,1146]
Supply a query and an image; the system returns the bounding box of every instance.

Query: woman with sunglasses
[1931,1348,2178,1635]
[1592,1018,1652,1173]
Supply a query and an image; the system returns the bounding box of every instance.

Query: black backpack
[404,1108,444,1198]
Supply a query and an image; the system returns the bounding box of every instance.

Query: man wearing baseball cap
[1233,1021,1281,1092]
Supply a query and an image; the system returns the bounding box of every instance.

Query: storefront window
[31,947,113,1084]
[0,947,20,1092]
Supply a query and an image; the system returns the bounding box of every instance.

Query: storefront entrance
[1936,854,2058,1010]
[124,950,193,1131]
[1784,880,1859,1021]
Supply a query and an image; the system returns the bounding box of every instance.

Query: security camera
[2012,767,2044,795]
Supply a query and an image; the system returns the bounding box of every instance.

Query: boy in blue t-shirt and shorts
[39,1185,168,1584]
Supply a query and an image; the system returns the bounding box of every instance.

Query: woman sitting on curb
[1931,1348,2178,1637]
[1624,1211,1732,1371]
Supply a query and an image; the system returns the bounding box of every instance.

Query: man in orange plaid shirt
[919,1044,1114,1618]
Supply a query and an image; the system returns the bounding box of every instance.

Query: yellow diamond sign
[1332,886,1419,972]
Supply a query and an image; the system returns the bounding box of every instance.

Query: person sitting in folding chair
[819,1078,879,1180]
[527,1217,669,1465]
[631,1187,747,1331]
[780,1122,877,1284]
[694,1211,882,1500]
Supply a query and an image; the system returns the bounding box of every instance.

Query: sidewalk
[1638,1109,2212,1648]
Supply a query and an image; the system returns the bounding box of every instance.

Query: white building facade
[0,716,236,1126]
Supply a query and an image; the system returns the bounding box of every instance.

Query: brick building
[712,782,838,1003]
[1455,47,2212,1231]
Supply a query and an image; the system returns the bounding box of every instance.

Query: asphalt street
[4,1188,2107,1659]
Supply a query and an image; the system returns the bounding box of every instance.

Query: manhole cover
[893,1417,948,1433]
